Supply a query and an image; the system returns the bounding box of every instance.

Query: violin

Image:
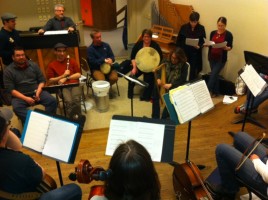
[173,160,213,200]
[69,159,111,200]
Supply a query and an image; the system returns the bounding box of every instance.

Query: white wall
[171,0,268,82]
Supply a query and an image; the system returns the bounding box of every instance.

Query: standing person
[152,48,189,119]
[38,4,76,34]
[206,16,233,97]
[0,13,21,66]
[87,29,118,96]
[47,43,81,119]
[214,132,268,199]
[128,29,163,101]
[0,108,82,200]
[3,47,57,125]
[176,11,206,81]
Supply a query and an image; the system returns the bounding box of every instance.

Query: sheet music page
[212,41,227,48]
[169,85,200,123]
[203,38,215,46]
[185,38,199,47]
[105,120,165,162]
[240,64,268,97]
[190,80,214,113]
[42,118,78,162]
[44,30,68,35]
[21,111,51,153]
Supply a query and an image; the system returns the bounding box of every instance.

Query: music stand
[117,72,148,117]
[233,51,268,130]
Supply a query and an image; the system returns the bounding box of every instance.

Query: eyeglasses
[55,10,64,12]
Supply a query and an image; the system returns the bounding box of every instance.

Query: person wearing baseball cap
[0,107,82,200]
[0,12,21,66]
[0,107,21,151]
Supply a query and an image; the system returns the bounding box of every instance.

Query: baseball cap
[1,13,17,21]
[0,107,13,124]
[54,43,68,49]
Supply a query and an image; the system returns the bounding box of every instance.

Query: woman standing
[152,48,189,119]
[207,17,233,97]
[176,12,206,81]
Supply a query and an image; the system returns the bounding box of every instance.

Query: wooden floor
[22,95,268,200]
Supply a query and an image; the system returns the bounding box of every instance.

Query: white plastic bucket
[92,81,110,112]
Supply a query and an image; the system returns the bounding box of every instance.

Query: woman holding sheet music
[206,16,233,98]
[214,132,268,199]
[176,11,206,81]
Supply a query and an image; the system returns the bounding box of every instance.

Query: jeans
[62,86,82,118]
[216,132,268,196]
[245,86,268,109]
[12,91,57,124]
[39,183,82,200]
[207,60,225,94]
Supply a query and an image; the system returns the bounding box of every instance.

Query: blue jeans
[12,90,57,124]
[216,132,268,196]
[208,60,225,94]
[39,183,82,200]
[245,86,268,109]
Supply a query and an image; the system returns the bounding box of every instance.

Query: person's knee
[216,143,231,157]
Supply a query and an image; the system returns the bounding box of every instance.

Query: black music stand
[117,72,148,117]
[33,108,86,186]
[233,51,268,130]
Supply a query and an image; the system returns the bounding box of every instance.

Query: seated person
[215,131,268,199]
[128,29,163,101]
[46,43,81,119]
[152,48,189,119]
[87,29,118,96]
[3,47,57,125]
[0,107,82,200]
[234,73,268,114]
[38,4,75,34]
[90,140,161,200]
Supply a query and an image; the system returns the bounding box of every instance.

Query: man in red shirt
[47,43,81,119]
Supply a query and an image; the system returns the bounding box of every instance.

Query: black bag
[117,59,132,76]
[202,74,236,95]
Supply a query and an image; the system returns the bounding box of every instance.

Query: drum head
[100,63,111,74]
[135,47,160,73]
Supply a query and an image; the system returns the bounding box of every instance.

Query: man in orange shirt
[47,43,81,119]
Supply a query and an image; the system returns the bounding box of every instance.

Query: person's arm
[65,17,76,32]
[169,62,188,89]
[251,154,268,183]
[38,18,53,34]
[87,46,105,71]
[6,130,22,151]
[224,31,233,51]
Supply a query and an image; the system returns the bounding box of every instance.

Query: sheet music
[105,120,165,162]
[44,30,68,35]
[203,38,215,46]
[42,118,78,162]
[212,41,227,48]
[240,64,268,97]
[21,111,79,163]
[190,80,214,113]
[21,112,51,152]
[170,86,200,123]
[185,38,199,47]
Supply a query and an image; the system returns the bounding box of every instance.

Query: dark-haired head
[217,16,227,25]
[141,29,153,38]
[170,47,187,64]
[105,140,161,200]
[12,46,24,55]
[189,11,200,22]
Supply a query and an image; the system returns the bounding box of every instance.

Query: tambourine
[135,47,160,73]
[100,63,111,74]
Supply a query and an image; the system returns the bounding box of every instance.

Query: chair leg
[80,86,87,114]
[116,81,120,96]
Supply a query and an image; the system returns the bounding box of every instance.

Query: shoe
[234,105,258,114]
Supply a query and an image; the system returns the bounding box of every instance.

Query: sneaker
[234,105,258,114]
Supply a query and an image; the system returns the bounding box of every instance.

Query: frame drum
[135,47,160,73]
[100,63,111,74]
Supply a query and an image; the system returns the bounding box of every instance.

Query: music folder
[105,115,176,163]
[20,109,85,163]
